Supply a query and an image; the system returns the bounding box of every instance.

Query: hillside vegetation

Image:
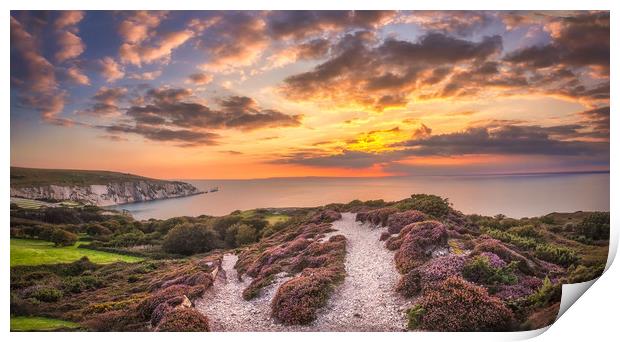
[9,194,609,332]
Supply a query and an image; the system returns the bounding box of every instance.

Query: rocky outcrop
[10,180,201,206]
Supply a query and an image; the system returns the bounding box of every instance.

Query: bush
[527,276,561,308]
[482,228,537,250]
[386,210,426,234]
[567,264,605,283]
[577,212,610,240]
[394,221,448,273]
[406,304,426,330]
[357,207,398,226]
[396,269,422,297]
[156,308,210,332]
[462,255,518,286]
[534,244,579,267]
[62,275,103,293]
[271,267,344,325]
[234,223,258,246]
[25,285,63,302]
[50,228,78,246]
[401,194,451,218]
[162,223,218,255]
[409,276,514,331]
[86,223,113,237]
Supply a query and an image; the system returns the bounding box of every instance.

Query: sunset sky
[10,10,610,179]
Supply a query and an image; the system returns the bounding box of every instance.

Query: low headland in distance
[9,168,610,332]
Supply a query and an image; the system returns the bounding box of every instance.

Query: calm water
[113,172,610,220]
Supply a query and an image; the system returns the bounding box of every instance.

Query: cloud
[65,65,90,85]
[266,38,331,69]
[124,89,302,131]
[118,11,167,44]
[186,72,213,85]
[280,31,502,110]
[103,124,219,147]
[266,10,396,40]
[197,12,269,71]
[403,11,495,36]
[275,122,608,169]
[98,57,125,82]
[55,31,85,62]
[11,15,66,122]
[128,70,162,80]
[77,86,127,116]
[505,12,609,73]
[84,86,302,146]
[54,11,84,30]
[120,29,194,66]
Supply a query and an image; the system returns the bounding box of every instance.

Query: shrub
[62,275,103,293]
[156,308,210,332]
[507,225,543,239]
[417,255,466,283]
[410,276,514,331]
[50,228,78,246]
[234,223,258,246]
[85,309,143,331]
[402,194,451,218]
[567,264,605,283]
[25,285,63,302]
[162,223,218,255]
[406,304,426,330]
[86,223,112,237]
[396,269,422,297]
[138,285,193,319]
[379,232,391,241]
[577,212,610,240]
[462,255,518,286]
[482,228,537,250]
[527,276,561,308]
[309,210,342,223]
[358,207,398,226]
[534,244,579,267]
[271,267,344,325]
[394,221,448,273]
[471,238,535,275]
[386,210,426,234]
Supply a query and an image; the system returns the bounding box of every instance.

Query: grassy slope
[10,239,143,267]
[10,166,166,188]
[10,316,80,332]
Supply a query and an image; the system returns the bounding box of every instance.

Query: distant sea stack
[10,167,201,206]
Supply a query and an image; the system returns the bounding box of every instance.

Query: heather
[407,276,514,331]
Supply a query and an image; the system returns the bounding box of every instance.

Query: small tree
[234,224,257,246]
[50,229,78,247]
[162,223,217,255]
[577,212,610,240]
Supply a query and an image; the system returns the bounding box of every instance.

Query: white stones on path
[196,212,409,331]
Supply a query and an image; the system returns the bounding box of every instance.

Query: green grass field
[238,209,290,225]
[10,316,80,332]
[10,239,143,267]
[10,197,55,209]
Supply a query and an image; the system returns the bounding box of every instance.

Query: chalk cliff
[10,180,201,206]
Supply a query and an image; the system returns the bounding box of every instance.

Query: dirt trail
[196,213,409,331]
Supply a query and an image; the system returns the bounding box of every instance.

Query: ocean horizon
[113,171,610,220]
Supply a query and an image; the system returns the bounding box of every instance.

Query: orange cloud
[98,57,125,82]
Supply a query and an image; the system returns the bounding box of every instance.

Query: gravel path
[196,213,409,331]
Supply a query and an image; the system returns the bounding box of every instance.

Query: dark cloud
[505,12,609,73]
[103,124,219,147]
[267,10,396,40]
[275,123,608,169]
[85,87,302,146]
[295,38,331,60]
[280,32,502,110]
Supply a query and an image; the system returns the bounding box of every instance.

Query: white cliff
[10,180,201,206]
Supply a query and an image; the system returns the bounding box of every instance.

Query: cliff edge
[10,167,201,206]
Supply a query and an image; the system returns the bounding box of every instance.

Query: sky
[10,10,610,179]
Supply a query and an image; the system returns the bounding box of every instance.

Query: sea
[112,172,610,221]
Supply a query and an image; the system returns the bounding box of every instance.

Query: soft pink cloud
[66,65,90,85]
[54,11,84,30]
[55,31,85,62]
[98,56,125,82]
[120,29,194,66]
[118,11,167,44]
